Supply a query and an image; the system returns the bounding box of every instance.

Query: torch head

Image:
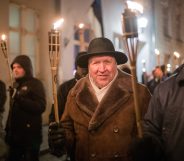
[122,8,138,38]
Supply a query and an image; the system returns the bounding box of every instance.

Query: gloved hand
[130,136,164,161]
[0,137,9,159]
[48,121,66,157]
[8,86,16,98]
[8,82,19,99]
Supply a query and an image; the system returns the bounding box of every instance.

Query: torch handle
[130,66,143,138]
[6,57,13,86]
[51,69,60,123]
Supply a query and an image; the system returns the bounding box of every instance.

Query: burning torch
[48,18,64,123]
[1,34,13,86]
[122,6,143,138]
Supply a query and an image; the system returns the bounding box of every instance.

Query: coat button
[26,124,30,128]
[90,130,95,134]
[114,154,119,158]
[113,128,119,133]
[91,153,96,157]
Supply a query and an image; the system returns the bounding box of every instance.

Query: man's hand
[8,82,19,99]
[48,122,66,157]
[8,86,14,97]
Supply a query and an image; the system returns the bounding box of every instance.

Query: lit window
[9,3,39,74]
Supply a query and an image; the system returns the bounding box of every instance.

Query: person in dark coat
[131,64,184,161]
[0,80,6,113]
[5,55,46,161]
[49,52,88,158]
[0,80,8,160]
[48,37,151,161]
[146,66,164,94]
[49,51,88,122]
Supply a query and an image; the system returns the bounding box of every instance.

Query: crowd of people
[141,64,172,95]
[0,37,183,161]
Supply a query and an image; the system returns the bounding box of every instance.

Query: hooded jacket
[61,70,151,161]
[5,55,46,146]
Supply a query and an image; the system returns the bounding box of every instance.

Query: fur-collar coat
[61,70,151,161]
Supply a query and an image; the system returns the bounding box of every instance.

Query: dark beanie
[11,55,33,77]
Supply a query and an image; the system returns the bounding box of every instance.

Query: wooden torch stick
[122,8,143,138]
[49,29,60,123]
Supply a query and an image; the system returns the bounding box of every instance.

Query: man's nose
[98,63,105,71]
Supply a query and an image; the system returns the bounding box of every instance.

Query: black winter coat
[0,80,6,112]
[5,77,46,147]
[144,64,184,161]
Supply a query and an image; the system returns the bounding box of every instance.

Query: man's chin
[96,81,109,88]
[14,76,24,79]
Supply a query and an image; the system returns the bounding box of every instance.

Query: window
[9,3,39,74]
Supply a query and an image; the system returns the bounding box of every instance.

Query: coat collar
[174,64,184,86]
[75,70,132,131]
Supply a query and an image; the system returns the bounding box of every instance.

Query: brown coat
[61,70,151,161]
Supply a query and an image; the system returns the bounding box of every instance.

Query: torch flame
[127,1,143,14]
[155,49,160,55]
[78,23,85,29]
[53,18,64,30]
[174,51,180,58]
[1,34,6,41]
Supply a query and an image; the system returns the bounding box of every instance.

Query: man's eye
[105,61,111,64]
[93,62,99,65]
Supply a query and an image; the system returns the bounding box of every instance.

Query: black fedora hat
[77,37,128,68]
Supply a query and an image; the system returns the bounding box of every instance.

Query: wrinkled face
[12,63,25,79]
[88,55,117,89]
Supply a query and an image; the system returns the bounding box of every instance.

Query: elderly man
[49,37,151,161]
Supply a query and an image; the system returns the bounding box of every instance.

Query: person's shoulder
[31,77,42,82]
[0,80,5,86]
[158,67,181,88]
[58,78,76,92]
[60,78,76,87]
[27,77,44,87]
[153,72,177,97]
[118,69,132,82]
[69,76,87,96]
[118,69,146,88]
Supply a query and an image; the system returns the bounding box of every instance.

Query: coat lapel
[76,78,99,117]
[76,71,132,131]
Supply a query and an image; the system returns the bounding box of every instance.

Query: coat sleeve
[17,79,46,114]
[143,84,164,145]
[0,81,6,112]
